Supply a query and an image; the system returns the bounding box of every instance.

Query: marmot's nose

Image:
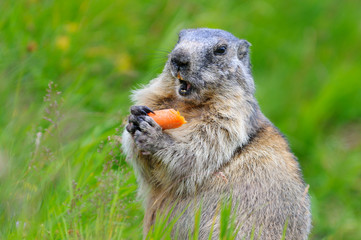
[171,52,190,72]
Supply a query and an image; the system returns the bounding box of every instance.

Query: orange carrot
[148,109,187,130]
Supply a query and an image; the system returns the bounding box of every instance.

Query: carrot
[148,109,187,130]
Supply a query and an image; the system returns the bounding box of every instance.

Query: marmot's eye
[214,45,227,55]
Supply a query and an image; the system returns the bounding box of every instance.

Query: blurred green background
[0,0,360,239]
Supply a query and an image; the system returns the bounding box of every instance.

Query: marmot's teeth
[179,79,192,96]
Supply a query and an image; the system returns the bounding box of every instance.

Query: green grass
[1,0,361,239]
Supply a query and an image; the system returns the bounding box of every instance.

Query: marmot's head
[165,28,255,102]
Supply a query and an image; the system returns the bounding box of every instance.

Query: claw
[126,123,134,133]
[128,115,139,125]
[127,115,141,134]
[137,115,146,122]
[130,106,155,115]
[126,121,140,134]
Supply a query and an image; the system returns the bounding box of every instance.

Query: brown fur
[122,28,311,239]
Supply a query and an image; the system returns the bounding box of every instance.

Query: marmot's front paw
[126,106,154,134]
[126,105,163,153]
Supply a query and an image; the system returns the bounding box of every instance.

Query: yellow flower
[65,22,79,33]
[55,35,70,51]
[116,53,133,72]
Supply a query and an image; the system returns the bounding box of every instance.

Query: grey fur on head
[168,28,254,102]
[122,28,311,240]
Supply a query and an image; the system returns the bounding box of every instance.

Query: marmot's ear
[237,40,252,71]
[178,29,188,38]
[178,29,191,43]
[237,39,251,60]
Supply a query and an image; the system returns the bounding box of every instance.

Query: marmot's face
[165,28,252,101]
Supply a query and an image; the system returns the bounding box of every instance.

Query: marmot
[122,28,311,240]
